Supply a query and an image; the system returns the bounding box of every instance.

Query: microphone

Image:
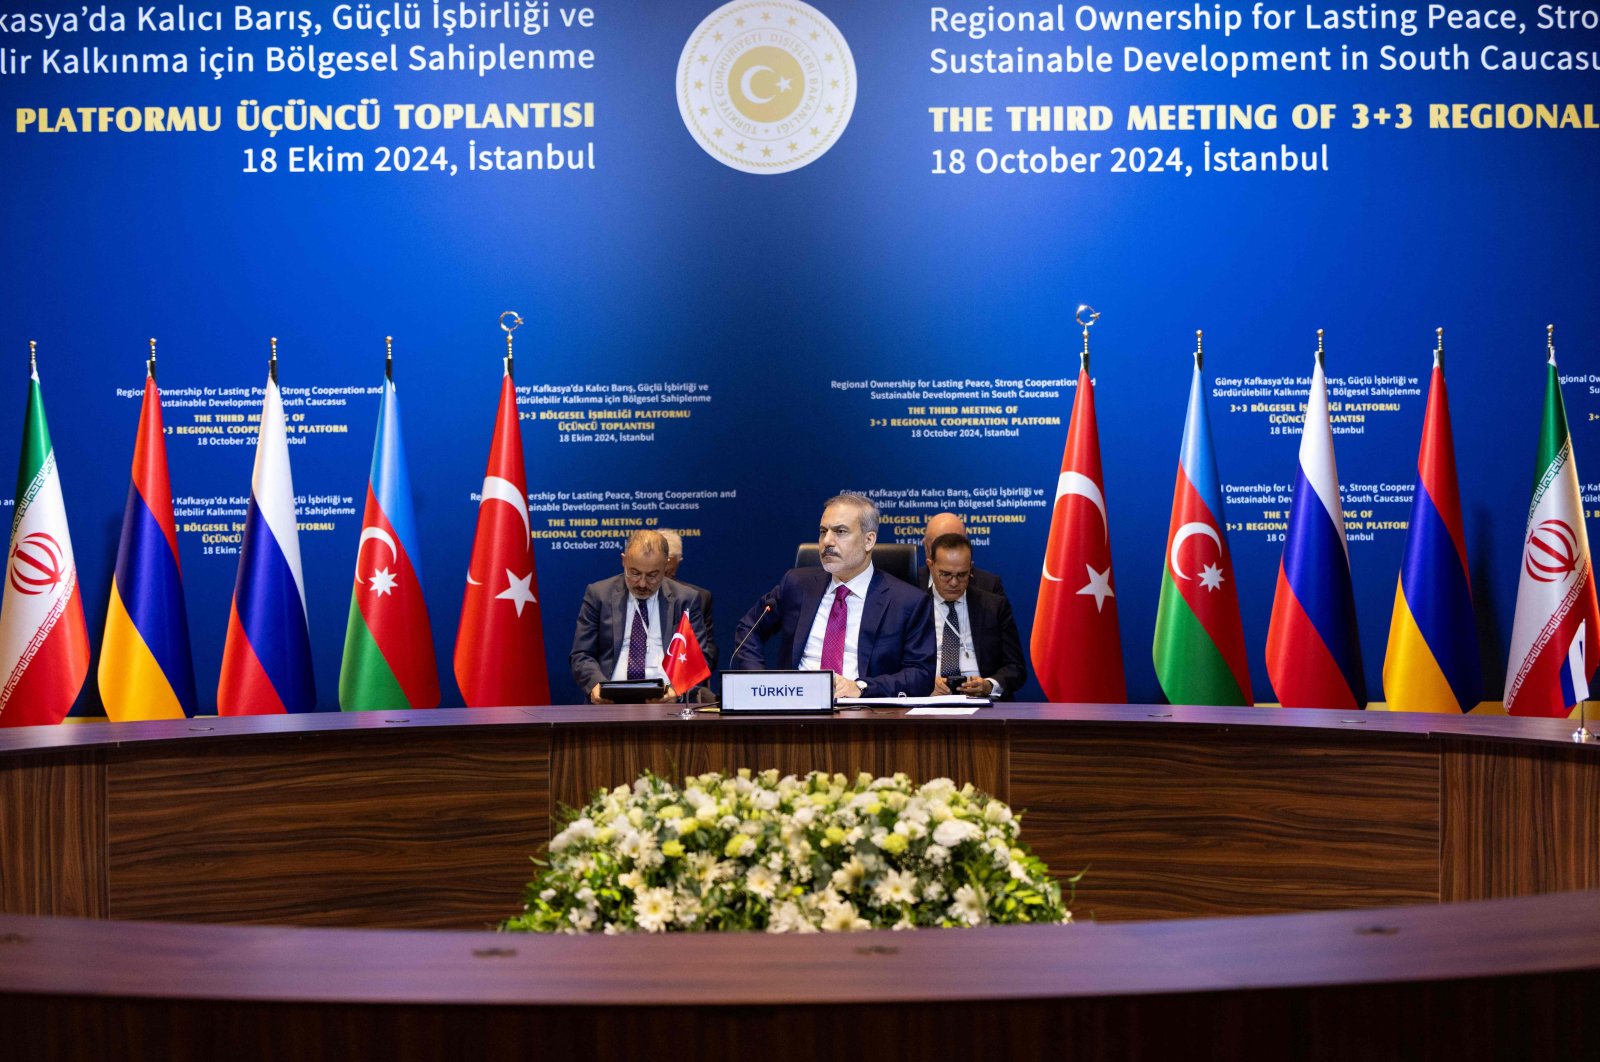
[728,595,775,669]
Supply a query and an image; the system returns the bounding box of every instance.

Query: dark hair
[928,533,972,563]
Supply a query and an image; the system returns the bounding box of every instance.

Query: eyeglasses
[932,569,972,583]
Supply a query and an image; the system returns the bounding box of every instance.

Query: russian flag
[99,363,196,720]
[1381,347,1481,713]
[1265,347,1366,709]
[217,367,315,715]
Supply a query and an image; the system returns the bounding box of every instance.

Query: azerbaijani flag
[1381,343,1481,713]
[1152,352,1252,705]
[453,365,550,707]
[217,365,316,715]
[0,354,89,726]
[1265,349,1366,709]
[339,366,439,710]
[1030,366,1126,703]
[99,360,196,720]
[1503,343,1598,717]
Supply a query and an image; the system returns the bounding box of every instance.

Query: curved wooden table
[1,705,1596,1059]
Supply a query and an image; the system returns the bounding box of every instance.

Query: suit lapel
[794,572,829,667]
[608,580,630,659]
[856,571,892,671]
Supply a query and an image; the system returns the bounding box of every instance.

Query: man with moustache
[570,529,714,703]
[731,493,935,699]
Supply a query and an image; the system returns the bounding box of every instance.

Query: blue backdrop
[2,1,1597,710]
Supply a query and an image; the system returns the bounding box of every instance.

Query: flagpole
[29,339,36,375]
[1315,328,1325,370]
[1075,305,1099,373]
[148,337,157,383]
[385,335,393,383]
[500,310,522,378]
[269,336,278,384]
[1549,323,1593,742]
[1194,329,1203,371]
[1434,327,1443,372]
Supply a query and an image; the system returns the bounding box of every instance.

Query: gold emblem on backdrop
[676,1,857,175]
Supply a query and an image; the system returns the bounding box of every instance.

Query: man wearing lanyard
[571,529,713,703]
[927,532,1026,699]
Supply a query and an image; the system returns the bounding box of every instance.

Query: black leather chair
[794,542,919,586]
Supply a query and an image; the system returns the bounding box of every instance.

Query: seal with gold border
[677,1,857,175]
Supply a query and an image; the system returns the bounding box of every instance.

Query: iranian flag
[1503,347,1599,717]
[0,358,89,726]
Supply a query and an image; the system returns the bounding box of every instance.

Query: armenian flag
[99,353,196,720]
[1381,337,1481,713]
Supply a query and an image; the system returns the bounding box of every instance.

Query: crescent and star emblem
[467,475,531,588]
[739,64,778,104]
[1170,521,1227,592]
[1040,471,1117,613]
[667,631,689,665]
[357,526,400,596]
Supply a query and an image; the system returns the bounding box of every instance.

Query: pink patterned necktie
[820,585,850,673]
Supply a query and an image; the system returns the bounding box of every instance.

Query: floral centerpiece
[502,769,1075,934]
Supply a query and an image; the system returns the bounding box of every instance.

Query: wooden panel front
[551,721,1007,814]
[106,729,550,929]
[1441,738,1600,902]
[1010,728,1440,921]
[0,752,107,918]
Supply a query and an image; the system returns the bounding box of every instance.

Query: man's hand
[956,676,994,697]
[649,685,680,704]
[832,672,861,700]
[589,684,614,705]
[931,676,953,696]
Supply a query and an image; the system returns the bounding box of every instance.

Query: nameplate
[721,670,835,713]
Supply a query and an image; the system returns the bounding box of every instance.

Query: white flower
[618,870,643,891]
[821,900,869,932]
[751,789,780,812]
[948,884,986,926]
[768,901,817,934]
[634,887,674,932]
[550,816,595,853]
[984,801,1013,825]
[933,818,980,848]
[1008,860,1030,881]
[831,857,868,893]
[746,864,779,899]
[873,869,920,906]
[925,844,950,866]
[569,907,596,931]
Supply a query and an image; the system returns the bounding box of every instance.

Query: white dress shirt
[800,564,875,680]
[610,589,665,681]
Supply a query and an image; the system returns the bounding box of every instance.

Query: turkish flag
[661,611,711,694]
[453,371,551,707]
[1030,367,1126,703]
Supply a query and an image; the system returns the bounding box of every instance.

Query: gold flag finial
[1194,329,1203,372]
[1315,328,1325,369]
[499,310,523,377]
[1547,323,1556,365]
[385,335,393,383]
[28,339,36,374]
[269,336,278,383]
[1075,305,1099,374]
[148,337,157,382]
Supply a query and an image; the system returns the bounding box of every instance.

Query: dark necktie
[627,603,647,680]
[820,585,850,673]
[941,600,962,680]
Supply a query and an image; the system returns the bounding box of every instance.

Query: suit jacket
[917,563,1006,599]
[935,586,1026,700]
[675,578,716,660]
[731,567,935,697]
[570,575,715,699]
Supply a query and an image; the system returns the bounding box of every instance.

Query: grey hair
[823,492,880,536]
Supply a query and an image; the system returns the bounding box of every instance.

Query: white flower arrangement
[502,770,1077,934]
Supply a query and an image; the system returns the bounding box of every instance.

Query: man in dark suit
[732,494,934,698]
[571,530,715,703]
[917,512,1006,597]
[927,533,1026,699]
[660,528,715,650]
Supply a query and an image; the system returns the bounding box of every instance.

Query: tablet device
[598,680,666,704]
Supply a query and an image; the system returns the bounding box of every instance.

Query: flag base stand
[1573,700,1592,743]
